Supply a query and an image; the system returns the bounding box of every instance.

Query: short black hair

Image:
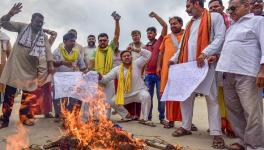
[98,33,108,39]
[68,29,77,33]
[146,27,157,33]
[88,34,95,38]
[131,30,141,36]
[169,16,183,25]
[188,0,205,8]
[208,0,223,6]
[31,13,44,20]
[120,50,131,57]
[63,32,76,41]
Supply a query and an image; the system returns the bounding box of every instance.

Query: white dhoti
[181,65,222,135]
[109,90,151,121]
[104,80,115,119]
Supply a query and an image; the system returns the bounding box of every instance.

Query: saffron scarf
[95,45,113,75]
[178,9,211,63]
[115,63,132,105]
[59,45,79,62]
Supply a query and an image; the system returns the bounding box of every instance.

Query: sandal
[212,136,225,149]
[138,120,156,127]
[23,119,35,126]
[117,113,133,123]
[172,127,192,137]
[163,121,174,129]
[227,143,245,150]
[44,113,54,118]
[191,124,198,131]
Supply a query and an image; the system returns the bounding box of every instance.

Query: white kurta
[170,12,226,135]
[100,49,151,120]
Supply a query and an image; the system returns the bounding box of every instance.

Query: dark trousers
[1,85,33,123]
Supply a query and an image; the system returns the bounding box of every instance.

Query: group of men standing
[0,0,264,149]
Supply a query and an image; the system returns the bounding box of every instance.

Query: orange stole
[160,33,184,122]
[178,9,211,63]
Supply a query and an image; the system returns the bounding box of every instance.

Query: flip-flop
[212,136,225,149]
[163,121,174,129]
[172,127,192,137]
[191,124,198,131]
[227,143,245,150]
[44,113,54,118]
[138,120,156,127]
[23,119,35,126]
[116,118,133,123]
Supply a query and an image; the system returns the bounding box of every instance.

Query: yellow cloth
[59,45,78,62]
[218,86,227,118]
[116,63,132,105]
[95,46,113,75]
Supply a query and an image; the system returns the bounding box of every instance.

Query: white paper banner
[161,61,209,102]
[54,71,98,101]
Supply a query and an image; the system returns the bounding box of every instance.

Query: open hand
[8,3,23,16]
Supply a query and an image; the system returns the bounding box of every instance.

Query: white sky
[0,0,229,50]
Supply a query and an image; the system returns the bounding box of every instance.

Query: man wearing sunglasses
[94,13,120,119]
[216,0,264,149]
[249,0,264,16]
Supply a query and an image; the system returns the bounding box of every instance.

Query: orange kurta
[159,32,183,121]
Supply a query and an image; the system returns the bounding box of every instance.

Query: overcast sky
[0,0,229,50]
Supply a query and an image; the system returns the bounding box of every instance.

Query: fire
[60,86,145,149]
[6,123,29,150]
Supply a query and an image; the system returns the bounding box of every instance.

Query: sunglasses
[250,0,263,5]
[99,39,108,42]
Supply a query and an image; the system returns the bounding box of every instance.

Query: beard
[171,27,181,34]
[88,42,95,47]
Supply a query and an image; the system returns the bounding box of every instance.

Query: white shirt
[100,49,151,97]
[170,12,226,62]
[53,48,86,72]
[83,46,96,63]
[216,13,264,77]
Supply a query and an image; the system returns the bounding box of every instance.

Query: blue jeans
[145,74,165,121]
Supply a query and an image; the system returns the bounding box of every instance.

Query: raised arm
[149,11,168,37]
[112,13,120,47]
[1,3,22,22]
[0,3,24,32]
[43,29,57,46]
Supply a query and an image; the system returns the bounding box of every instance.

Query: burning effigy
[5,73,185,150]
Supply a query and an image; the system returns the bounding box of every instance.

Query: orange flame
[6,123,29,150]
[61,86,145,149]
